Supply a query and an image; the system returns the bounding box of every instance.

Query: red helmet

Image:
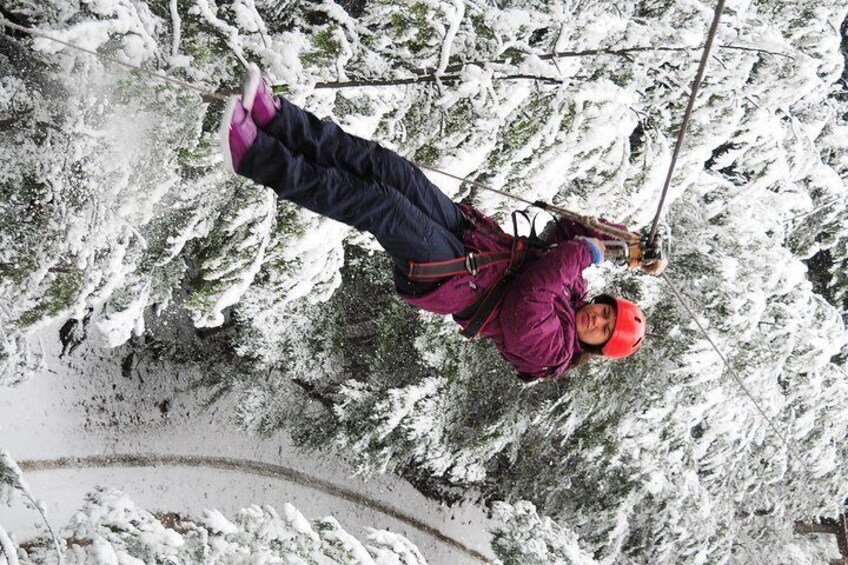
[601,297,646,359]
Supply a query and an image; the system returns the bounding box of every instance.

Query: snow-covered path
[0,322,496,564]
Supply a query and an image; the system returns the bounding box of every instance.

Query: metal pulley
[634,224,670,274]
[600,225,669,274]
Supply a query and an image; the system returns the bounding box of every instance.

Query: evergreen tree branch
[291,377,336,410]
[22,490,63,564]
[0,526,20,565]
[717,44,794,58]
[783,195,847,223]
[232,44,793,92]
[660,274,809,469]
[220,74,565,92]
[414,43,795,77]
[0,451,63,564]
[314,74,460,89]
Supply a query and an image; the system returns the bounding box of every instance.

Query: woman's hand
[577,233,669,275]
[626,240,668,275]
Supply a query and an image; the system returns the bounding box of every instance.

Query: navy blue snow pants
[237,97,465,295]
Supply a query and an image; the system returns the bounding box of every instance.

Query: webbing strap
[460,237,527,338]
[459,276,512,338]
[407,251,512,281]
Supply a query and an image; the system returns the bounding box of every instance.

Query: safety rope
[421,166,636,241]
[660,273,810,469]
[0,17,229,102]
[0,10,815,473]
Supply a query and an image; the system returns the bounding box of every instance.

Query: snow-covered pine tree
[2,0,848,563]
[228,1,848,563]
[790,72,848,326]
[7,487,427,564]
[0,0,326,373]
[490,500,598,565]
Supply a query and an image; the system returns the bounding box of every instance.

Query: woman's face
[575,302,616,346]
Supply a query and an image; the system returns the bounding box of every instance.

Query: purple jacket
[401,205,597,379]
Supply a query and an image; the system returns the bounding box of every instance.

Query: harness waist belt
[407,251,512,280]
[405,208,532,338]
[405,237,528,338]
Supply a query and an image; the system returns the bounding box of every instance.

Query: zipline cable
[645,0,816,471]
[647,0,726,247]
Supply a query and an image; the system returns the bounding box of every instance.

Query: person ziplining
[5,3,798,451]
[221,65,668,381]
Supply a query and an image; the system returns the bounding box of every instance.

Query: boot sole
[241,63,262,114]
[219,96,240,174]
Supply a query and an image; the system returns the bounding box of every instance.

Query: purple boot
[241,63,279,128]
[220,96,257,174]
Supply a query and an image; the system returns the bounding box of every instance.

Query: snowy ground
[0,319,496,564]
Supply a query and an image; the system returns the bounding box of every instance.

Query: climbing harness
[457,239,526,338]
[407,210,529,338]
[407,251,512,280]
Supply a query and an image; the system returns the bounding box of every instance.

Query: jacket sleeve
[497,240,593,378]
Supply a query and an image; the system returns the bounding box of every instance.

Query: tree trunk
[794,519,840,535]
